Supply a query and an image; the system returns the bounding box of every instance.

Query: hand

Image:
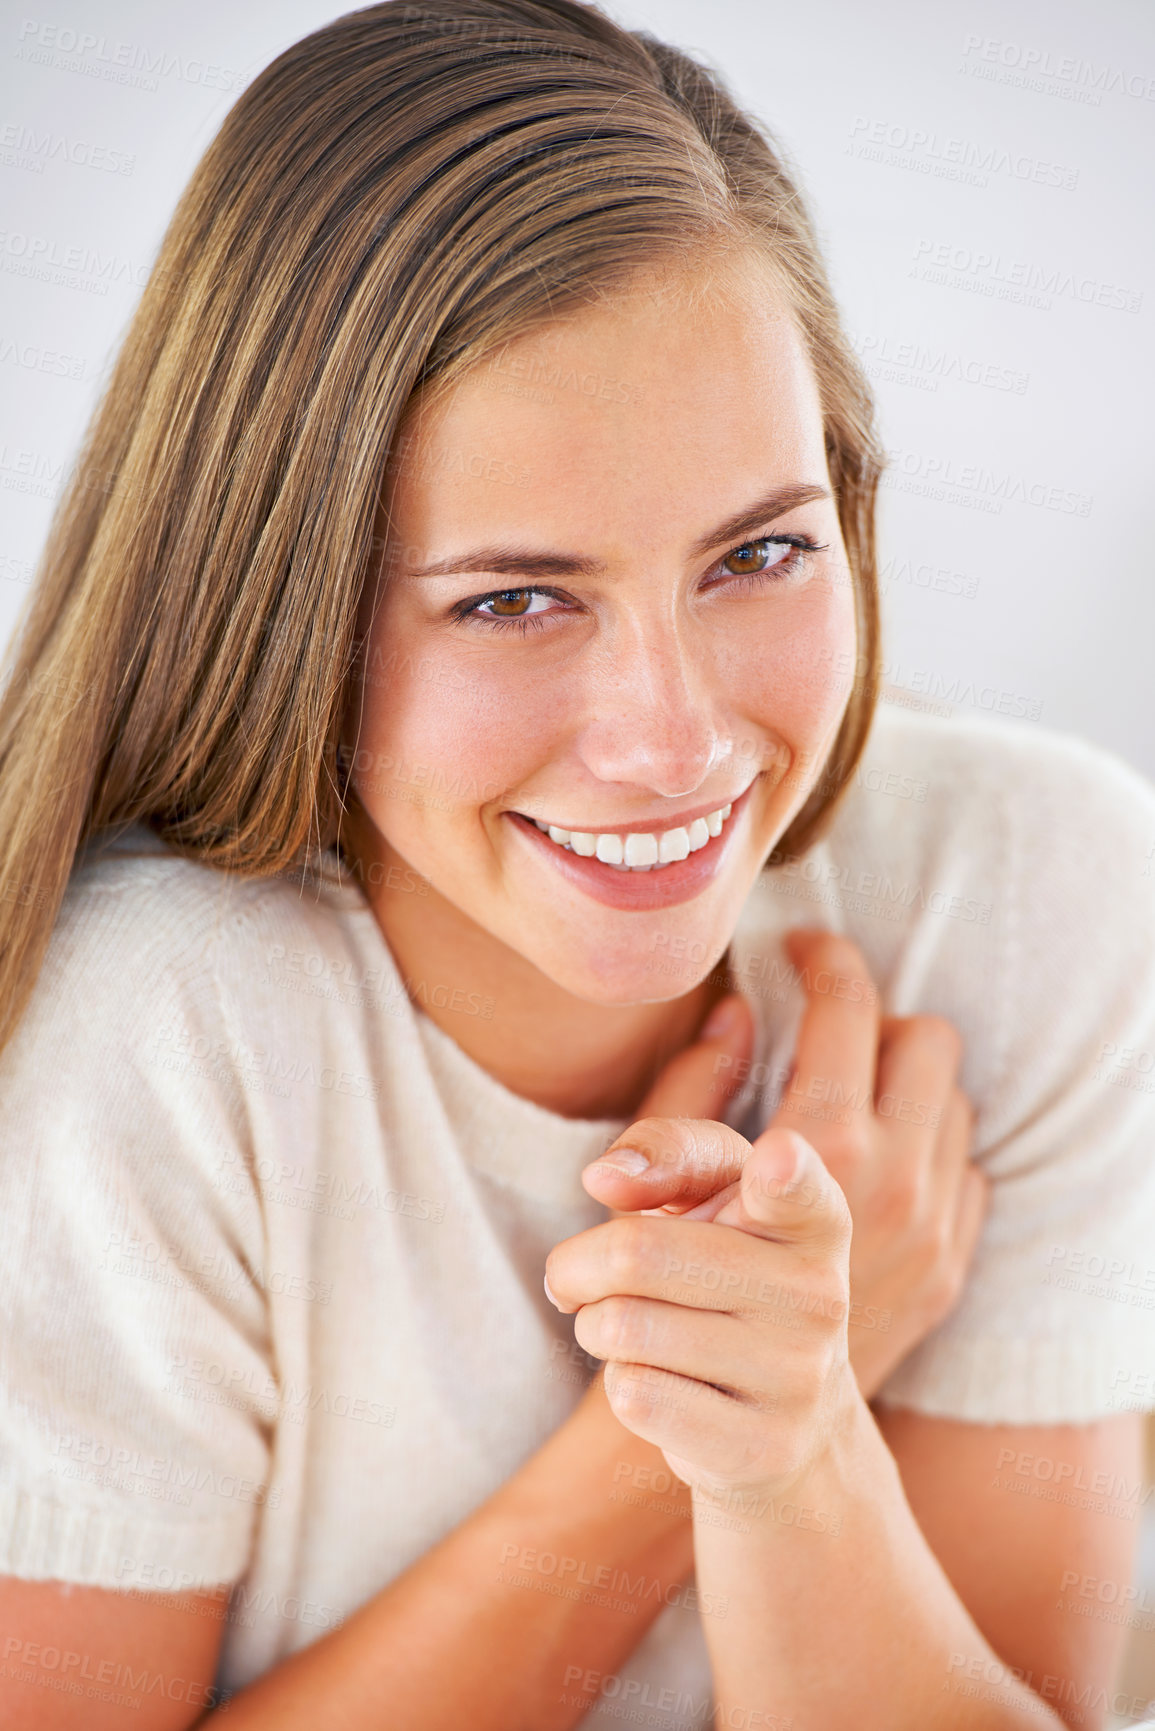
[565,980,756,1463]
[773,930,987,1396]
[580,930,988,1399]
[546,1123,858,1501]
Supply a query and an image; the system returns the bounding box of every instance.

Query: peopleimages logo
[910,239,1142,315]
[847,116,1079,191]
[960,34,1155,103]
[13,19,245,93]
[849,333,1027,398]
[883,446,1093,518]
[0,230,151,295]
[0,122,135,176]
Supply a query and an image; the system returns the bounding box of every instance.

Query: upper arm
[871,726,1155,1426]
[0,868,272,1672]
[0,1578,226,1728]
[876,1406,1147,1730]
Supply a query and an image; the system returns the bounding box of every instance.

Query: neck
[337,803,725,1119]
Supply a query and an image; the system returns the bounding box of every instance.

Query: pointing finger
[583,1115,752,1217]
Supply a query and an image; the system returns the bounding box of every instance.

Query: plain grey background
[2,6,1154,1719]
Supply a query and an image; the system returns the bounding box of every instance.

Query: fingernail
[770,1131,806,1186]
[589,1147,650,1177]
[544,1272,560,1309]
[702,996,739,1039]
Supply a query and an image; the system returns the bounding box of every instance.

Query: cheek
[723,583,858,746]
[353,617,560,820]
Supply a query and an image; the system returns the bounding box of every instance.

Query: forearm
[206,1374,694,1731]
[691,1381,1067,1731]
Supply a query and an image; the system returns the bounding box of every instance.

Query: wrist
[848,1319,899,1402]
[512,1370,694,1547]
[689,1360,877,1526]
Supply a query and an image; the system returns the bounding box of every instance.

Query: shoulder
[841,699,1155,865]
[832,703,1155,1020]
[814,705,1155,975]
[3,824,378,1107]
[0,825,383,1248]
[50,826,257,987]
[44,823,369,1005]
[831,703,1155,880]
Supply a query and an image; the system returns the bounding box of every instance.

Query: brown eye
[486,589,533,616]
[722,539,773,576]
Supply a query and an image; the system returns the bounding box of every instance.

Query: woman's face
[345,258,857,1005]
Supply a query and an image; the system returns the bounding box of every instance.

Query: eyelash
[451,534,828,635]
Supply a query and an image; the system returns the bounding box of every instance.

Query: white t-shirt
[2,703,1154,1724]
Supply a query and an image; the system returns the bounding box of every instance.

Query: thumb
[712,1127,852,1250]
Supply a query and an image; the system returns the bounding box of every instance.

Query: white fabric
[1,704,1154,1722]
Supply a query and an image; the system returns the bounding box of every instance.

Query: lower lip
[505,784,755,912]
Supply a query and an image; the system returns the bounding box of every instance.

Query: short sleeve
[0,848,277,1591]
[875,728,1155,1424]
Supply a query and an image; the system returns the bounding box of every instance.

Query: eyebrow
[398,482,832,580]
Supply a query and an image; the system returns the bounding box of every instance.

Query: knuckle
[682,1122,749,1184]
[803,1178,853,1253]
[571,1305,601,1358]
[795,1251,850,1322]
[872,1170,922,1232]
[814,1124,871,1170]
[904,1218,966,1311]
[607,1361,691,1423]
[591,1294,641,1358]
[906,1215,948,1273]
[924,1216,956,1268]
[615,1116,690,1171]
[912,1014,963,1068]
[804,934,877,1002]
[806,931,865,975]
[827,1260,853,1319]
[605,1214,663,1286]
[925,1257,967,1318]
[604,1216,645,1286]
[614,1117,736,1184]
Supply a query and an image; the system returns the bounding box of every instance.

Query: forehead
[386,258,829,556]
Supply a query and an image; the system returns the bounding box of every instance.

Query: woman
[0,1,1152,1725]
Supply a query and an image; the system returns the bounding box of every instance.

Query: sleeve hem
[873,1331,1154,1425]
[0,1484,254,1592]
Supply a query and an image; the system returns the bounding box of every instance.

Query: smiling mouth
[522,801,735,872]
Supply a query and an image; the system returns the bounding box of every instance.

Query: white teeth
[657,826,690,864]
[623,832,659,868]
[528,800,738,871]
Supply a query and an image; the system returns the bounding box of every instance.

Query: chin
[522,922,733,1009]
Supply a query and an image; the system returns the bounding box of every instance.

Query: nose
[574,608,726,799]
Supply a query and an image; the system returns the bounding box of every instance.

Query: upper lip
[513,783,753,836]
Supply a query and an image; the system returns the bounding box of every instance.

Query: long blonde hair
[0,0,883,1058]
